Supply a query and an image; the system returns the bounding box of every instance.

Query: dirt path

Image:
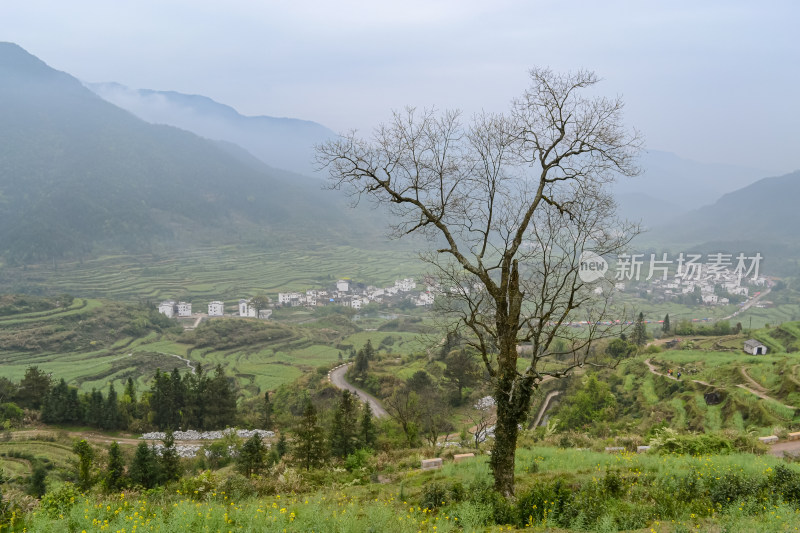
[644,358,713,387]
[154,351,196,374]
[645,358,795,408]
[328,363,388,418]
[735,384,796,409]
[769,439,800,457]
[740,367,767,392]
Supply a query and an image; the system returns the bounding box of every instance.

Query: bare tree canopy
[316,67,642,496]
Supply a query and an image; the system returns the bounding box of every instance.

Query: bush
[344,449,372,473]
[420,482,448,510]
[39,482,80,518]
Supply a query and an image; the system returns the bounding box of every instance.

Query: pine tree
[262,392,273,431]
[360,402,377,450]
[363,339,375,361]
[28,462,47,497]
[632,312,647,347]
[103,384,121,430]
[129,442,160,489]
[124,377,137,403]
[72,439,95,491]
[662,314,671,334]
[353,349,369,377]
[105,441,125,492]
[236,434,266,477]
[276,433,288,458]
[294,398,327,471]
[158,430,182,483]
[86,389,104,427]
[329,390,359,458]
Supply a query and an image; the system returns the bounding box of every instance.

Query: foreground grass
[10,446,800,532]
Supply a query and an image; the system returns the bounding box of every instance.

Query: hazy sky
[2,0,798,173]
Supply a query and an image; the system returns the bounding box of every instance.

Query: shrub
[420,482,448,510]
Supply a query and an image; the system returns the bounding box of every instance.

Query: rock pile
[140,428,274,441]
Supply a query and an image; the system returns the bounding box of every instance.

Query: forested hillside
[0,43,380,265]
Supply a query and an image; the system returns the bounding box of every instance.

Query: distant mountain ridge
[638,170,800,273]
[87,82,336,177]
[0,42,378,264]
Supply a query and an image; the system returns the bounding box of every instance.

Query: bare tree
[317,68,641,496]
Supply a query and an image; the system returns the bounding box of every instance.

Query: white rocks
[140,428,275,441]
[474,396,496,411]
[759,435,779,444]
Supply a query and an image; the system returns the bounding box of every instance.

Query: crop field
[0,244,422,302]
[0,441,75,469]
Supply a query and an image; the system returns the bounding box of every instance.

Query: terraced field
[0,244,421,302]
[0,293,435,398]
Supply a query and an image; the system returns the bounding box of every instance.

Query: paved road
[328,363,388,418]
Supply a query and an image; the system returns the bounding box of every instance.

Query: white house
[238,298,273,319]
[417,292,435,306]
[702,294,718,304]
[158,300,176,318]
[177,302,192,317]
[337,279,350,292]
[744,339,768,355]
[208,301,224,316]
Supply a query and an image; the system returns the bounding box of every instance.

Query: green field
[0,244,422,302]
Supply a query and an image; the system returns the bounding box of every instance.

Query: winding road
[328,363,388,418]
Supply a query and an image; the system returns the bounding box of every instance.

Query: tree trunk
[490,337,534,496]
[490,374,520,497]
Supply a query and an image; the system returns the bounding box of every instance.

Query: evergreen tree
[86,389,104,428]
[124,377,137,403]
[158,430,182,483]
[103,383,121,430]
[236,434,266,477]
[72,439,95,491]
[360,402,377,450]
[105,441,126,492]
[662,314,671,334]
[150,370,171,430]
[262,391,273,431]
[294,398,327,471]
[444,349,479,405]
[28,462,47,497]
[363,339,376,361]
[203,365,236,430]
[353,349,369,377]
[129,442,160,489]
[329,390,360,458]
[632,312,647,347]
[275,433,288,459]
[16,366,52,410]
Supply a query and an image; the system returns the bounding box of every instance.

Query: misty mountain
[87,82,335,177]
[612,150,770,228]
[0,42,377,263]
[640,170,800,270]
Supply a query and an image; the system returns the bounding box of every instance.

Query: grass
[0,244,423,302]
[15,445,800,532]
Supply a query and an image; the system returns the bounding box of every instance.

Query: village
[609,252,770,307]
[156,276,435,321]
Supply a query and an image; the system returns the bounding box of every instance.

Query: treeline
[0,365,236,432]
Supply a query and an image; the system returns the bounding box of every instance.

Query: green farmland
[0,243,421,302]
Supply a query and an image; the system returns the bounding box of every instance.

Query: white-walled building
[158,300,176,318]
[337,279,350,292]
[177,302,192,317]
[239,298,273,319]
[208,301,224,316]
